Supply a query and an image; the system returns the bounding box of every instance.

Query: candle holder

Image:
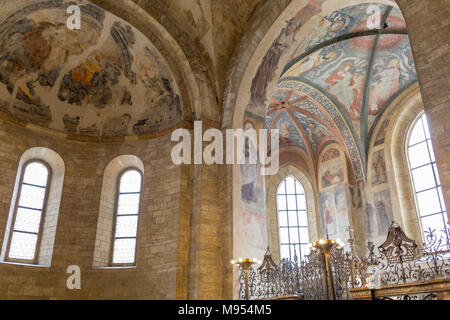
[231,258,261,300]
[311,239,344,300]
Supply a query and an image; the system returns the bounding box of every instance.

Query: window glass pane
[421,214,445,235]
[298,211,308,227]
[279,228,289,244]
[23,162,48,187]
[119,170,141,193]
[296,194,306,210]
[280,245,290,260]
[411,164,436,192]
[289,227,299,243]
[9,232,37,260]
[299,227,310,243]
[18,185,45,210]
[14,208,41,233]
[290,245,300,261]
[285,177,296,194]
[408,142,430,168]
[416,189,441,216]
[117,193,140,215]
[276,176,310,261]
[409,119,425,145]
[277,195,286,210]
[115,215,138,238]
[288,211,298,227]
[295,180,304,194]
[300,244,310,259]
[421,115,431,139]
[286,195,296,210]
[278,211,287,227]
[112,238,136,264]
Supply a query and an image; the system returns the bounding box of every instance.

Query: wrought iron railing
[238,221,450,300]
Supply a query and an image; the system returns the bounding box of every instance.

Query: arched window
[407,113,449,243]
[6,161,51,263]
[276,176,310,261]
[111,168,142,265]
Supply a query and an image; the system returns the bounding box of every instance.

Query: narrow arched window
[111,168,142,265]
[407,113,449,243]
[7,161,51,263]
[277,176,310,261]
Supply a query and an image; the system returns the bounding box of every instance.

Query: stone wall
[0,118,183,299]
[396,0,450,222]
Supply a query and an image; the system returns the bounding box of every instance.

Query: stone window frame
[1,147,65,267]
[5,159,52,265]
[276,175,310,261]
[381,84,425,243]
[266,164,320,262]
[405,111,449,244]
[93,154,144,268]
[109,167,144,267]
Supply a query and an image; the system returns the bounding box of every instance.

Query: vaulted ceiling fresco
[264,3,418,182]
[0,0,183,137]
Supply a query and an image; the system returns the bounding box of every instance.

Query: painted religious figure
[321,162,344,188]
[326,62,364,120]
[279,121,297,147]
[372,149,387,186]
[368,58,401,115]
[374,190,394,234]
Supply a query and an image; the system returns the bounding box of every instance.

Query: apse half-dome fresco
[262,3,417,182]
[0,0,183,137]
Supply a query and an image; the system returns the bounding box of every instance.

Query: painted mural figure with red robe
[325,62,363,120]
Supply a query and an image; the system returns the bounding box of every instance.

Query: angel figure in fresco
[309,17,346,46]
[291,15,345,57]
[305,121,327,146]
[322,169,344,187]
[326,62,353,101]
[326,62,363,120]
[279,121,296,146]
[348,72,364,119]
[289,50,339,77]
[368,58,401,115]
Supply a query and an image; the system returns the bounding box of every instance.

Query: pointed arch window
[407,113,449,243]
[111,168,142,265]
[7,161,51,263]
[276,176,310,261]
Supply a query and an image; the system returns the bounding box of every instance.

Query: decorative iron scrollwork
[238,221,450,300]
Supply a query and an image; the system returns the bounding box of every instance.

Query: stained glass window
[8,161,49,261]
[407,113,449,245]
[277,176,310,261]
[112,169,142,264]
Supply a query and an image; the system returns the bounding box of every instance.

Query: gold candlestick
[231,258,261,300]
[311,238,344,300]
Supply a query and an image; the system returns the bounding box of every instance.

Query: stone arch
[0,147,65,266]
[371,83,423,241]
[224,0,396,129]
